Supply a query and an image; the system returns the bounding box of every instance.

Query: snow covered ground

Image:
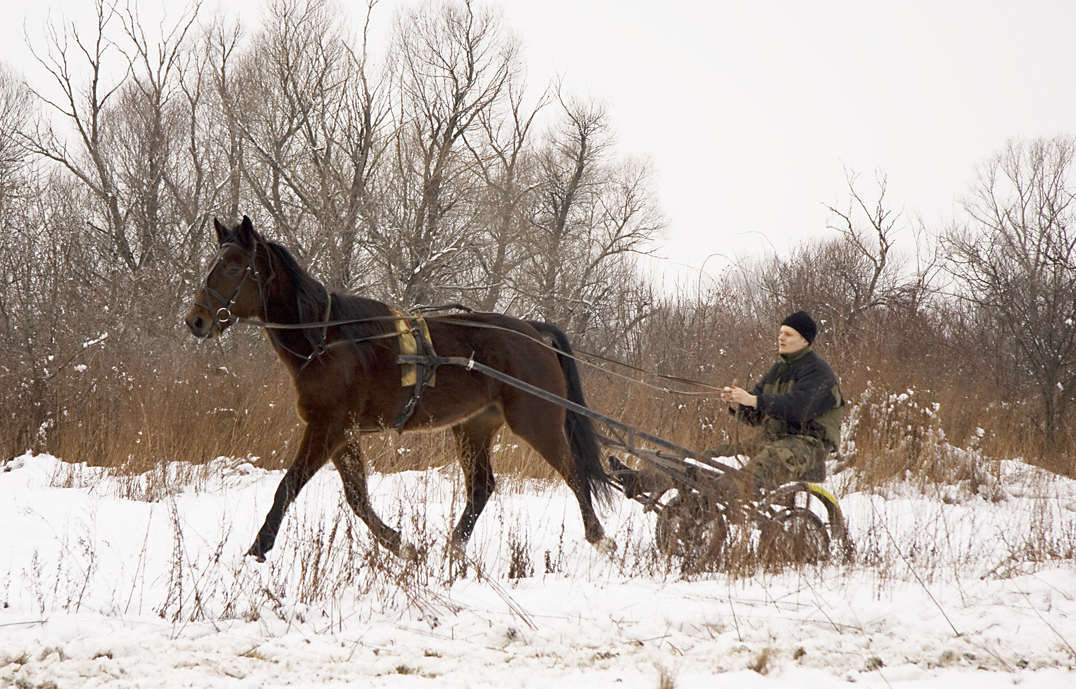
[1,451,1074,688]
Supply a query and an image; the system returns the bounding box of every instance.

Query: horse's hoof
[593,536,617,556]
[398,541,419,561]
[246,546,267,563]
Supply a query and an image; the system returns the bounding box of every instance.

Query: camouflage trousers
[622,433,827,502]
[705,433,828,489]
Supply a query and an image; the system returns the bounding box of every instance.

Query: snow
[1,452,1074,687]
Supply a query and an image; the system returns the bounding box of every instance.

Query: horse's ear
[237,216,256,247]
[213,218,229,245]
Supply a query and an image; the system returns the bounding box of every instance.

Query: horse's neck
[261,258,327,369]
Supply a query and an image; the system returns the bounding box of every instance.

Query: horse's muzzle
[185,305,217,339]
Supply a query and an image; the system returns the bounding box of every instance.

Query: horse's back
[428,312,563,386]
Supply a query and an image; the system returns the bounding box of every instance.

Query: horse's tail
[527,321,615,507]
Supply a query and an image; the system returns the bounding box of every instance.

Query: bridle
[194,239,341,370]
[195,241,259,335]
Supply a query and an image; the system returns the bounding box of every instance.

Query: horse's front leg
[332,442,417,561]
[247,422,342,562]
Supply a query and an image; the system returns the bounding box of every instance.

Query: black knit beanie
[781,311,817,343]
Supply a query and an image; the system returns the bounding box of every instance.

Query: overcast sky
[8,0,1076,286]
[495,0,1076,284]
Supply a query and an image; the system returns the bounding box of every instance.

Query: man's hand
[720,378,757,408]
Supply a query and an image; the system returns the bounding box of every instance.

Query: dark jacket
[734,346,844,451]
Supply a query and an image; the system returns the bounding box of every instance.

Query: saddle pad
[394,312,436,387]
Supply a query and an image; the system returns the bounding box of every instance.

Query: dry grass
[9,318,1073,490]
[0,260,1072,487]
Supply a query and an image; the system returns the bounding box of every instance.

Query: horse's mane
[264,240,393,359]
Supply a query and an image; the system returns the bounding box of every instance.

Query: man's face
[778,325,809,355]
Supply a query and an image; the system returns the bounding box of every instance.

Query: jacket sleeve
[755,356,838,426]
[728,365,776,426]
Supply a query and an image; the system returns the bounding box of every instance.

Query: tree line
[1,0,1074,477]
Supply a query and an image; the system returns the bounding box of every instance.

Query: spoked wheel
[757,506,830,565]
[655,491,728,572]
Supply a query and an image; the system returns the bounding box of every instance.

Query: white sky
[6,0,1076,285]
[494,0,1076,283]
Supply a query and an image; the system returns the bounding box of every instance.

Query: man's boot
[608,456,674,499]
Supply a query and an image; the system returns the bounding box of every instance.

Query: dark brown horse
[185,217,615,562]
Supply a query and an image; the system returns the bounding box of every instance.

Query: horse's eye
[226,266,241,277]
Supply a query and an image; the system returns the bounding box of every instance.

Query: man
[613,310,844,502]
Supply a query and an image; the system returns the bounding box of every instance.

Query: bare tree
[460,77,548,312]
[24,0,201,276]
[528,94,608,323]
[749,170,936,346]
[0,64,32,209]
[375,0,519,306]
[0,64,99,454]
[116,2,203,270]
[164,16,248,287]
[946,135,1076,453]
[203,17,247,222]
[232,0,386,289]
[522,94,664,337]
[0,61,35,344]
[824,170,904,332]
[25,0,134,270]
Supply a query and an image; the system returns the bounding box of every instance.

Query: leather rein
[195,241,724,400]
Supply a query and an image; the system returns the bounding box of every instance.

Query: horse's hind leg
[450,405,503,548]
[332,441,416,560]
[504,402,612,552]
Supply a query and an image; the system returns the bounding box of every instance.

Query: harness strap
[295,294,335,373]
[392,312,442,433]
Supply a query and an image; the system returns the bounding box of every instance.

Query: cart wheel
[806,483,855,564]
[758,507,830,565]
[655,491,728,571]
[760,482,854,564]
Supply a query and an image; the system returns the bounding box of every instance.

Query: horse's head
[185,216,264,339]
